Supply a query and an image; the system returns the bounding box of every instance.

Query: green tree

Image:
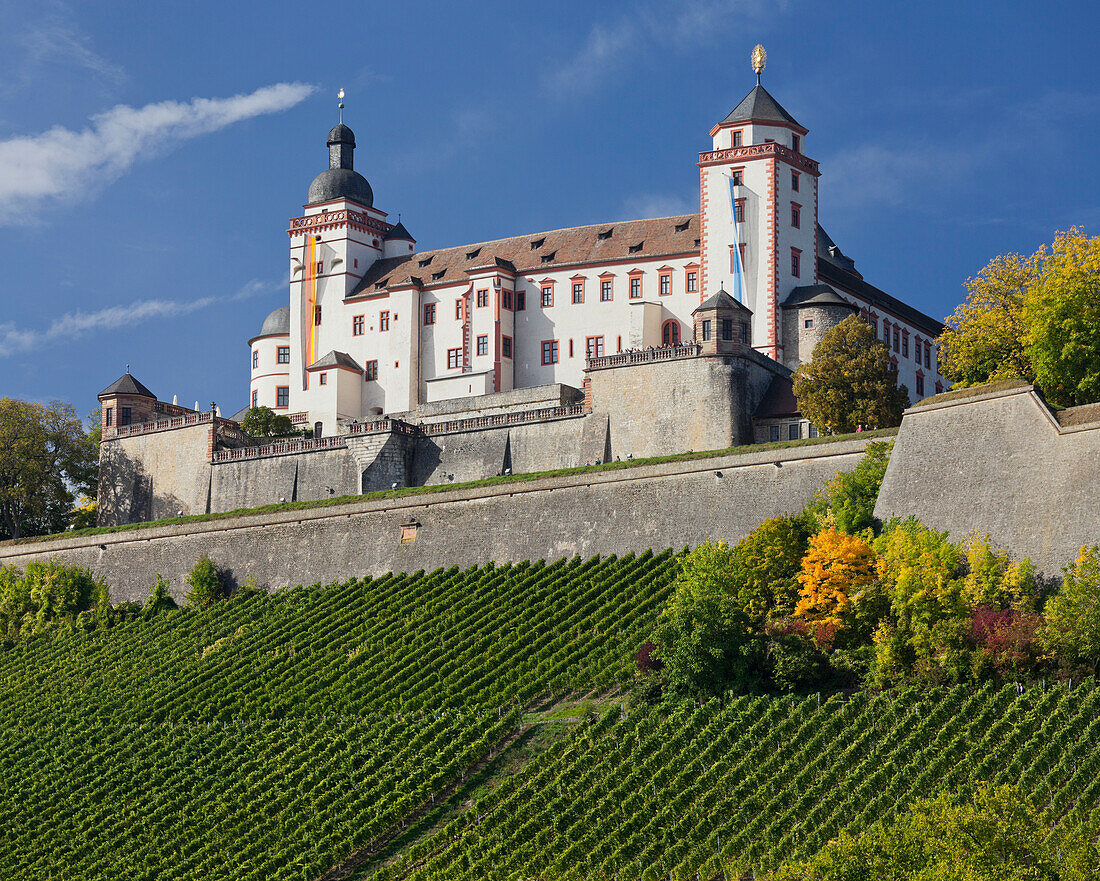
[1023,228,1100,407]
[729,514,812,620]
[792,315,909,435]
[1042,545,1100,674]
[185,555,225,609]
[240,406,295,438]
[652,542,767,698]
[0,399,98,539]
[938,251,1036,388]
[805,441,892,534]
[767,785,1098,881]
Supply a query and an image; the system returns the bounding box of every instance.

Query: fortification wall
[874,381,1100,575]
[211,447,360,509]
[1,437,876,603]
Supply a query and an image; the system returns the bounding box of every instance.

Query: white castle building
[247,56,945,437]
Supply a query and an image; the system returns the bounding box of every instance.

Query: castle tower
[698,46,820,364]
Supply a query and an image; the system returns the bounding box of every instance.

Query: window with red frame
[447,348,461,370]
[659,273,671,295]
[791,249,801,278]
[476,335,488,356]
[476,289,488,308]
[600,278,613,300]
[379,311,389,331]
[585,335,604,358]
[423,304,436,325]
[541,285,553,307]
[541,340,558,365]
[502,335,512,358]
[365,360,378,380]
[352,315,364,336]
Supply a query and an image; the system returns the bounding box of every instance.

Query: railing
[586,343,701,370]
[419,404,586,435]
[212,435,347,463]
[104,411,213,440]
[346,418,418,437]
[699,140,820,175]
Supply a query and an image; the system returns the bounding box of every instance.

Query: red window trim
[791,247,802,278]
[540,339,559,365]
[790,201,801,228]
[570,274,585,304]
[585,335,605,358]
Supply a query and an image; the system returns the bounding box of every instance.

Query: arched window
[662,320,680,346]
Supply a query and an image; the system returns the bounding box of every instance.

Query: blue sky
[2,0,1098,416]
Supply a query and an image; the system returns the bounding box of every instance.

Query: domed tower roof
[306,122,373,207]
[258,305,290,337]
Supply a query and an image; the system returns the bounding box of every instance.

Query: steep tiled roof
[754,376,800,419]
[99,373,155,399]
[693,287,752,314]
[718,84,803,130]
[349,214,701,298]
[818,260,944,337]
[307,350,363,371]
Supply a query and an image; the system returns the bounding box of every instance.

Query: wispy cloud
[619,192,697,220]
[0,278,275,357]
[543,0,773,98]
[19,15,126,86]
[0,83,316,223]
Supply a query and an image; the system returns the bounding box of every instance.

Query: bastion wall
[0,437,875,603]
[875,381,1100,577]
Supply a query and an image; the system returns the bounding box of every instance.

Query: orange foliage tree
[794,529,877,645]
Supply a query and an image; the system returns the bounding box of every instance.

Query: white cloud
[543,0,773,98]
[0,83,316,222]
[0,278,275,357]
[19,16,126,86]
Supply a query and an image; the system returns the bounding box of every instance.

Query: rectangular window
[476,335,488,356]
[893,328,900,352]
[792,134,800,153]
[455,299,463,321]
[447,348,461,370]
[804,318,814,329]
[516,290,526,311]
[902,335,909,358]
[105,407,113,427]
[502,289,513,310]
[731,170,744,186]
[686,271,697,293]
[365,360,378,380]
[314,305,322,326]
[502,335,512,358]
[572,282,583,304]
[882,321,890,343]
[541,340,559,365]
[568,339,574,358]
[741,321,750,344]
[770,425,780,442]
[319,372,327,386]
[315,261,323,275]
[734,199,745,223]
[352,315,364,336]
[476,289,489,308]
[251,390,258,408]
[701,319,712,341]
[791,203,801,228]
[916,375,925,396]
[277,346,290,364]
[788,422,800,440]
[791,171,800,191]
[120,408,132,426]
[924,343,931,369]
[252,350,259,369]
[276,387,289,408]
[629,277,641,299]
[541,286,553,307]
[379,310,390,332]
[659,273,671,296]
[585,335,605,358]
[732,130,742,147]
[809,424,818,438]
[721,318,734,341]
[601,279,613,301]
[423,304,436,325]
[791,248,801,278]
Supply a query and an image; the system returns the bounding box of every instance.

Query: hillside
[1,553,1099,879]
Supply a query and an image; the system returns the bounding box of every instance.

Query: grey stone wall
[875,382,1100,576]
[1,438,876,603]
[781,303,854,371]
[588,352,785,460]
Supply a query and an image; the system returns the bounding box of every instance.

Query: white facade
[248,75,948,436]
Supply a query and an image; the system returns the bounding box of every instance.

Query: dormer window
[465,248,481,260]
[628,241,643,253]
[674,219,690,232]
[597,228,613,240]
[530,237,545,249]
[541,251,557,263]
[418,256,433,267]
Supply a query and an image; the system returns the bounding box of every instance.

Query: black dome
[327,123,355,146]
[307,167,374,206]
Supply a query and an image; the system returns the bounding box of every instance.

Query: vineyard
[2,552,1099,879]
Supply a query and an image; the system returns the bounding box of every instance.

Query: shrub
[144,575,178,617]
[805,441,891,534]
[0,560,107,638]
[185,555,225,609]
[729,514,813,620]
[1042,545,1100,674]
[793,529,876,642]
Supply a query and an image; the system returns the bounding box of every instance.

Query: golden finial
[751,44,767,84]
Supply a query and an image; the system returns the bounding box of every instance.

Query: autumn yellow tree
[794,529,877,641]
[938,252,1036,388]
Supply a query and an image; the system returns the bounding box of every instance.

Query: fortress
[94,51,946,527]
